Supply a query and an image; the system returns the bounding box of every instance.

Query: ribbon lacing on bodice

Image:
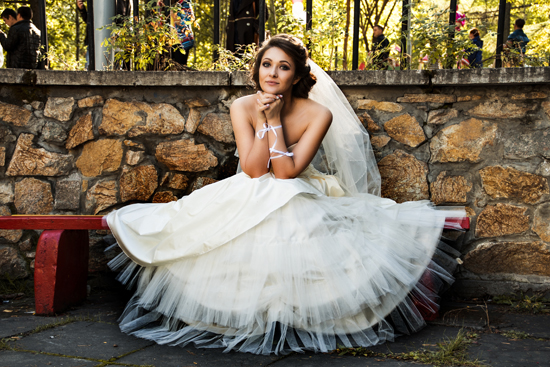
[256,123,294,168]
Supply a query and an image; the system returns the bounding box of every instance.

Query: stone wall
[0,68,549,298]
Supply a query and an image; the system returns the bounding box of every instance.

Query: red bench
[0,215,469,316]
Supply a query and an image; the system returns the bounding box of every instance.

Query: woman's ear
[292,77,301,85]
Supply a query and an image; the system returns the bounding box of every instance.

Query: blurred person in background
[0,7,41,69]
[465,28,483,68]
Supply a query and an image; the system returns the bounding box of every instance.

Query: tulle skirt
[107,169,464,354]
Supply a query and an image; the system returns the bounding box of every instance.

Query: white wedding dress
[106,62,465,355]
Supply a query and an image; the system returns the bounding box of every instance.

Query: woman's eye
[262,62,270,67]
[280,65,289,70]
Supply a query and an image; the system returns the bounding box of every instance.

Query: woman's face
[469,33,475,40]
[258,47,300,95]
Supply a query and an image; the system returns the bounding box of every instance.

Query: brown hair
[250,34,316,99]
[469,28,480,38]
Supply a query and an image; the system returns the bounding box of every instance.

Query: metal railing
[30,0,512,71]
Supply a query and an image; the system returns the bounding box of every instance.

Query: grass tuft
[335,328,486,366]
[493,293,549,314]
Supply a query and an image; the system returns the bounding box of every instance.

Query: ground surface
[1,275,549,367]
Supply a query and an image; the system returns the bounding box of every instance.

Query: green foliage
[336,329,485,367]
[501,330,532,340]
[0,274,33,296]
[409,5,471,69]
[101,1,193,71]
[493,293,549,314]
[212,43,256,71]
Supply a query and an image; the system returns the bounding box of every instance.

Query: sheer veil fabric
[106,60,465,355]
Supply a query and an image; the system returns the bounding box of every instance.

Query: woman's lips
[265,81,278,86]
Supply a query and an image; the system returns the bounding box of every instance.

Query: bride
[106,34,465,355]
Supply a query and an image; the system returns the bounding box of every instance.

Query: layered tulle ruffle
[107,171,463,354]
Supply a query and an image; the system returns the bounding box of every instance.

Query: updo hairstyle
[251,34,317,99]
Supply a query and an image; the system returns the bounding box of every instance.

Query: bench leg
[34,229,89,315]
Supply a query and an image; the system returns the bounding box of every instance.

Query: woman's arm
[264,99,332,179]
[230,96,271,178]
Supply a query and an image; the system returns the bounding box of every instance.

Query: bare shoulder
[303,98,332,126]
[230,94,256,112]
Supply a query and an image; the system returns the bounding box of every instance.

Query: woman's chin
[261,85,286,95]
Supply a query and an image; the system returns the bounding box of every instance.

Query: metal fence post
[87,0,95,71]
[401,0,409,70]
[495,0,506,68]
[352,0,360,70]
[38,0,48,69]
[446,0,457,69]
[213,0,220,62]
[259,0,266,45]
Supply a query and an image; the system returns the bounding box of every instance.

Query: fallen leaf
[2,310,13,313]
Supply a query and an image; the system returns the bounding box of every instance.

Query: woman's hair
[250,34,317,99]
[469,28,480,38]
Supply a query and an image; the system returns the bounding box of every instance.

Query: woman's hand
[256,91,283,125]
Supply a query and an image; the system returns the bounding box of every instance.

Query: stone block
[464,241,550,276]
[536,160,550,176]
[100,99,143,135]
[504,129,550,159]
[85,179,118,214]
[0,181,14,204]
[191,177,219,192]
[41,121,67,143]
[77,95,104,108]
[0,146,5,166]
[44,97,75,122]
[54,174,81,210]
[120,165,158,202]
[456,95,482,102]
[100,99,185,137]
[152,191,178,203]
[6,134,73,176]
[0,246,28,279]
[427,109,458,125]
[430,172,471,205]
[30,101,44,110]
[475,203,529,238]
[128,103,185,137]
[66,112,94,149]
[156,139,218,172]
[197,113,235,143]
[378,150,429,203]
[126,150,144,165]
[358,112,380,133]
[480,166,549,204]
[542,101,550,119]
[533,202,550,242]
[383,114,426,147]
[14,178,53,214]
[185,98,210,107]
[123,140,146,150]
[161,172,189,190]
[357,99,402,113]
[0,101,32,126]
[0,125,16,143]
[185,108,201,133]
[370,135,391,149]
[511,92,548,100]
[76,139,123,177]
[0,206,23,243]
[469,99,534,119]
[397,94,456,103]
[19,238,33,251]
[430,118,497,163]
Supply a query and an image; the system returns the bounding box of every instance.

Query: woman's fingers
[256,99,269,111]
[257,91,283,104]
